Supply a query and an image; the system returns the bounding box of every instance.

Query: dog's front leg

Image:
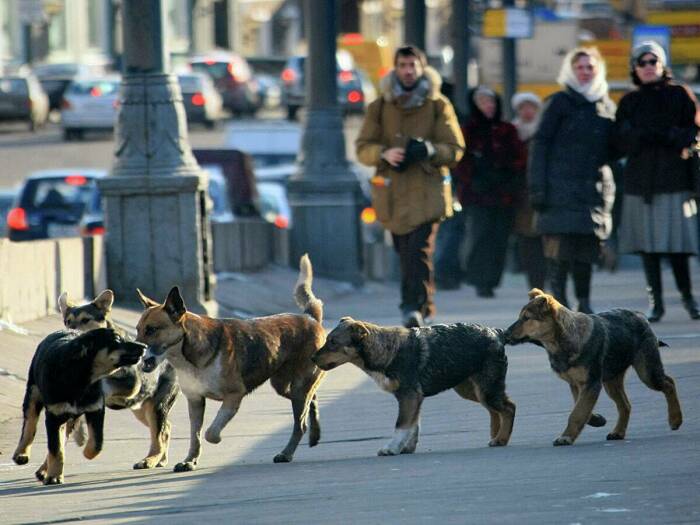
[42,413,66,485]
[205,392,244,444]
[379,392,423,456]
[555,382,602,446]
[175,396,206,472]
[83,409,105,459]
[569,383,606,428]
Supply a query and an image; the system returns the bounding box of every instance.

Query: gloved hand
[395,138,433,172]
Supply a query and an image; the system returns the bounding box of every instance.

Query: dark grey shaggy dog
[312,317,515,456]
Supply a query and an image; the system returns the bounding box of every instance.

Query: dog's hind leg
[454,379,502,441]
[555,382,602,446]
[603,373,631,440]
[43,413,66,485]
[175,396,206,472]
[274,396,308,463]
[83,409,105,460]
[633,345,682,431]
[378,392,423,456]
[13,385,43,465]
[571,383,606,427]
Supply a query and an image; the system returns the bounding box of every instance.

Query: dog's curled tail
[294,254,323,323]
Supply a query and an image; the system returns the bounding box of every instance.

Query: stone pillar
[98,0,215,313]
[287,0,363,284]
[502,0,517,120]
[404,0,426,50]
[451,0,471,120]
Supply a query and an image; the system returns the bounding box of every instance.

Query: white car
[61,76,120,140]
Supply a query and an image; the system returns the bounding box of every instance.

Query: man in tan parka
[356,45,465,327]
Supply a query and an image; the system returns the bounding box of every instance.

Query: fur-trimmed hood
[380,65,443,102]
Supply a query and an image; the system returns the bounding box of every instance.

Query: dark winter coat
[453,92,526,207]
[528,87,616,239]
[614,80,700,202]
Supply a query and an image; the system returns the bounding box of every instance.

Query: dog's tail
[294,254,323,323]
[659,340,669,348]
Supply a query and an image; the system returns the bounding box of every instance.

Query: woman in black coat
[615,41,700,322]
[528,46,616,313]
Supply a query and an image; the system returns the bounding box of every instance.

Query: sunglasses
[637,58,658,68]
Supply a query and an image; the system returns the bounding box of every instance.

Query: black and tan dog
[505,288,683,446]
[136,254,326,472]
[312,318,515,456]
[12,328,145,484]
[58,290,179,469]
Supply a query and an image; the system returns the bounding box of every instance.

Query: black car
[280,50,374,120]
[177,72,223,129]
[0,73,49,131]
[189,52,261,116]
[7,170,105,241]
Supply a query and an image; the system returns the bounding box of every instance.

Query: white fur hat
[511,92,542,111]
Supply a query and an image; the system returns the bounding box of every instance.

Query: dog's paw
[587,413,607,427]
[488,438,507,447]
[308,429,321,448]
[156,458,168,468]
[204,428,222,445]
[133,458,158,470]
[377,447,400,456]
[553,436,573,446]
[35,468,46,482]
[12,453,29,465]
[43,475,64,485]
[273,453,292,463]
[606,432,624,441]
[670,415,682,431]
[173,461,196,473]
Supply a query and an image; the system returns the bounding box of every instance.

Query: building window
[87,0,104,49]
[47,3,68,53]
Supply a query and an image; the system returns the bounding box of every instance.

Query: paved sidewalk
[1,263,699,524]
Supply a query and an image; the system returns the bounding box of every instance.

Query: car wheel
[63,129,73,141]
[205,119,216,130]
[29,119,37,132]
[287,105,299,121]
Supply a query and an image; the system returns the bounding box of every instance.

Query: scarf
[391,71,430,109]
[557,51,609,103]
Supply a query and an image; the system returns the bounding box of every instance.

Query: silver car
[61,76,120,140]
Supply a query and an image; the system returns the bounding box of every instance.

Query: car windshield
[67,80,119,96]
[191,62,229,81]
[0,78,28,95]
[178,75,202,92]
[28,177,96,212]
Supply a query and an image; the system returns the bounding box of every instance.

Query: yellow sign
[483,9,533,39]
[585,39,631,81]
[646,10,700,62]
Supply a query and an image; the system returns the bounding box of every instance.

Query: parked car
[189,51,261,116]
[224,120,300,169]
[61,76,121,140]
[177,72,223,129]
[33,62,105,112]
[246,56,285,109]
[280,50,374,120]
[6,169,105,241]
[0,73,49,131]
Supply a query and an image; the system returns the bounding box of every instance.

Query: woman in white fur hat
[614,41,700,322]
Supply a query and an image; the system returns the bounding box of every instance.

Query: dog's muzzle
[120,342,147,366]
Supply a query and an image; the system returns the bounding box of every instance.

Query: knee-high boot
[642,254,664,322]
[572,261,593,314]
[669,254,700,320]
[547,259,569,308]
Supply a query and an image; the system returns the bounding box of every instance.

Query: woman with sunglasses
[615,41,700,322]
[528,47,616,313]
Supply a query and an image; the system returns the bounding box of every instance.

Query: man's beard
[398,78,418,91]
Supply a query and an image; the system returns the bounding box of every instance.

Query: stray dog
[312,318,515,456]
[12,329,145,484]
[505,288,683,446]
[136,254,326,472]
[58,290,179,469]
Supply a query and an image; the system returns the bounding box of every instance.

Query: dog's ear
[164,286,187,322]
[136,288,159,309]
[93,289,115,313]
[350,321,369,341]
[528,288,546,299]
[340,316,355,324]
[529,295,552,316]
[57,291,72,316]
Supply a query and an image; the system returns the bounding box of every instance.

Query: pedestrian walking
[528,46,616,313]
[614,41,700,322]
[356,45,464,328]
[511,92,546,290]
[453,86,526,298]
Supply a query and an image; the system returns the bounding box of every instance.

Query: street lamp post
[97,0,215,313]
[404,0,426,50]
[287,0,363,284]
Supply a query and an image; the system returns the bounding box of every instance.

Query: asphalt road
[1,267,699,524]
